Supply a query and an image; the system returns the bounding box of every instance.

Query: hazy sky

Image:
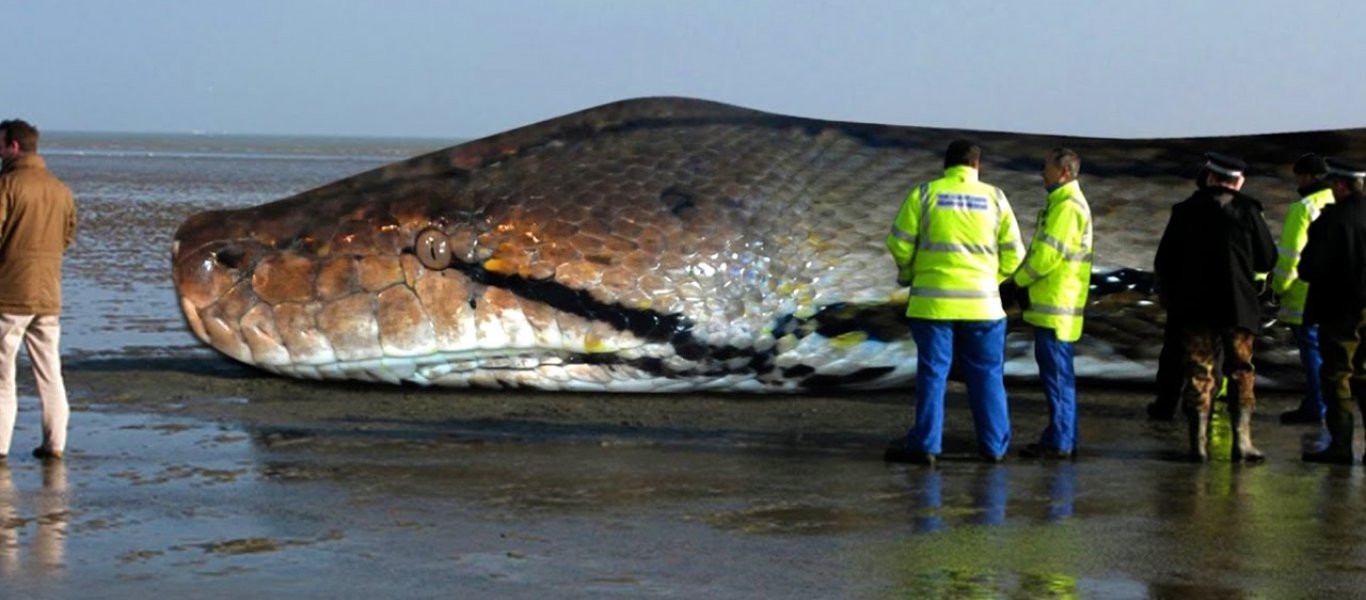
[6,1,1365,139]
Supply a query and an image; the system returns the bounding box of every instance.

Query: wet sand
[25,129,1366,597]
[0,356,1362,598]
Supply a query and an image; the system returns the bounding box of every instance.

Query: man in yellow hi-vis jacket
[1007,148,1092,459]
[1274,153,1335,425]
[884,140,1025,465]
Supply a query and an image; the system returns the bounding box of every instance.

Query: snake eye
[415,228,452,270]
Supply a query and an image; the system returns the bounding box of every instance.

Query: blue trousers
[906,318,1010,458]
[1292,324,1325,417]
[1033,327,1077,452]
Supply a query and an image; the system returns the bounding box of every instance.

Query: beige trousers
[0,314,68,455]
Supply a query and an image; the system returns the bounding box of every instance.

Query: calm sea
[39,131,457,357]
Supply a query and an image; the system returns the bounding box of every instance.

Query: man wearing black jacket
[1154,153,1277,462]
[1147,165,1210,422]
[1300,158,1366,464]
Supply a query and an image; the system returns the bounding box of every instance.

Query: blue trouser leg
[1294,324,1325,417]
[908,319,954,454]
[957,319,1011,458]
[1034,327,1078,451]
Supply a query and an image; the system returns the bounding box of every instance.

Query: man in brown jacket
[0,120,77,461]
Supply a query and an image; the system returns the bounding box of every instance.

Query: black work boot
[1230,405,1265,462]
[884,439,936,466]
[1359,396,1366,465]
[1188,409,1211,462]
[1303,407,1354,465]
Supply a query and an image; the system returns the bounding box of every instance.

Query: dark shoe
[1019,443,1075,460]
[1280,407,1324,425]
[31,447,62,461]
[1146,401,1176,422]
[1303,448,1354,465]
[1304,403,1356,465]
[884,442,936,466]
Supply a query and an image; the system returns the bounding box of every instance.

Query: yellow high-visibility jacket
[1012,180,1093,342]
[886,165,1024,320]
[1272,185,1335,325]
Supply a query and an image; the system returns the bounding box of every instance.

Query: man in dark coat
[1147,165,1210,422]
[1154,153,1277,462]
[1300,158,1366,464]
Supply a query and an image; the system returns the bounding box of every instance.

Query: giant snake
[171,97,1355,391]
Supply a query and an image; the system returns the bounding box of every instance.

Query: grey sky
[6,1,1364,139]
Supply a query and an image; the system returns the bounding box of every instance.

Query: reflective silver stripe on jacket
[909,287,1001,299]
[916,182,933,245]
[1037,234,1092,262]
[889,225,917,244]
[1281,307,1305,318]
[1021,262,1045,282]
[992,187,1006,231]
[918,241,998,254]
[905,182,932,270]
[1277,246,1300,260]
[993,187,1020,252]
[1273,266,1295,280]
[1028,304,1086,316]
[1303,199,1322,221]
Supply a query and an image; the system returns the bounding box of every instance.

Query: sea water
[41,131,453,357]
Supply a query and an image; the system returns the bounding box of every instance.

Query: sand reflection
[0,461,68,579]
[33,461,68,572]
[0,466,16,577]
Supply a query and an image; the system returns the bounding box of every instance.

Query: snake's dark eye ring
[415,228,452,270]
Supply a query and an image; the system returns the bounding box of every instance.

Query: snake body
[171,97,1357,391]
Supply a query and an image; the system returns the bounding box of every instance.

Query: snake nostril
[215,245,246,270]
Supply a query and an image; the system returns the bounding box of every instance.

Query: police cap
[1293,153,1327,176]
[1325,157,1366,179]
[1203,152,1247,178]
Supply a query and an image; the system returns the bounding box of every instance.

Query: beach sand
[24,126,1366,597]
[0,356,1359,598]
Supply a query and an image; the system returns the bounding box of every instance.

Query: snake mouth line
[404,239,914,388]
[169,96,1323,392]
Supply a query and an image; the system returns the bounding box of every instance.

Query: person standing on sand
[0,120,77,461]
[1299,158,1366,464]
[1147,166,1210,422]
[1154,152,1276,462]
[1003,147,1092,459]
[884,140,1024,466]
[1272,153,1334,425]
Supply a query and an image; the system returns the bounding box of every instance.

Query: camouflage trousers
[1181,326,1256,416]
[1316,307,1366,413]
